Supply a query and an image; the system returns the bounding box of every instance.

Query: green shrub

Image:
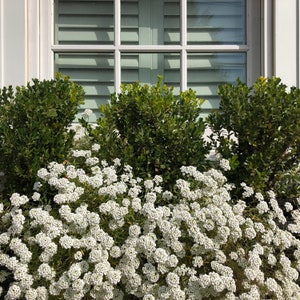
[207,77,300,198]
[80,77,210,190]
[0,73,85,195]
[274,163,300,207]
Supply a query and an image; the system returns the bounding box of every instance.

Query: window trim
[35,0,54,80]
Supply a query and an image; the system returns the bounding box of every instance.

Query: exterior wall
[0,0,27,87]
[0,0,299,88]
[274,0,300,87]
[0,0,53,88]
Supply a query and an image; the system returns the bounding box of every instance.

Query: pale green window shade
[164,1,181,45]
[187,0,246,44]
[55,53,115,122]
[121,53,181,93]
[54,0,249,121]
[121,0,180,45]
[55,0,114,45]
[188,53,246,117]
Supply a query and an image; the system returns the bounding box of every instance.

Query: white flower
[72,278,85,292]
[59,235,74,249]
[89,249,105,263]
[244,267,257,281]
[6,284,22,299]
[9,238,32,263]
[138,235,156,254]
[267,253,277,266]
[14,264,29,281]
[153,175,163,184]
[0,233,10,245]
[131,197,142,212]
[81,236,97,250]
[57,274,70,290]
[198,274,211,288]
[256,201,269,214]
[86,157,99,166]
[284,202,293,212]
[166,272,180,287]
[241,183,254,198]
[37,168,49,180]
[106,268,121,285]
[192,256,203,268]
[129,225,141,237]
[74,251,83,261]
[145,192,157,203]
[130,273,143,289]
[36,286,48,300]
[219,158,230,171]
[82,108,93,118]
[91,143,100,152]
[110,246,121,258]
[153,248,169,264]
[144,180,154,190]
[68,263,82,281]
[210,272,225,293]
[245,227,256,240]
[25,288,38,300]
[143,295,155,300]
[167,255,178,268]
[37,263,54,280]
[255,192,264,201]
[265,277,279,292]
[87,212,100,227]
[10,193,29,207]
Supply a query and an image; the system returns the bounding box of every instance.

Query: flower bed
[0,148,299,299]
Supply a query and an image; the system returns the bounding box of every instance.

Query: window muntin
[54,0,255,121]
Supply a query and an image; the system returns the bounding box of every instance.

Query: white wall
[0,0,53,88]
[0,0,27,87]
[274,0,300,88]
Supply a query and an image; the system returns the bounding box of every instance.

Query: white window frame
[51,0,262,94]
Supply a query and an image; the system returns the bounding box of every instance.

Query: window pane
[121,0,180,45]
[121,53,181,92]
[55,0,114,45]
[55,53,115,121]
[187,53,246,116]
[187,0,246,45]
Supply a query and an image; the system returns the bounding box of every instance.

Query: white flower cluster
[0,152,300,299]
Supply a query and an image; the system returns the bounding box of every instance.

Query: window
[54,0,261,121]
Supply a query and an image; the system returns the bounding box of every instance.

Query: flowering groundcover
[0,147,300,299]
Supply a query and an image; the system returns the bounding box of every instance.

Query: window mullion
[181,0,187,91]
[115,0,121,94]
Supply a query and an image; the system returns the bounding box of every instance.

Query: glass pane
[187,53,246,116]
[121,53,181,92]
[121,0,180,45]
[55,0,114,45]
[55,53,115,122]
[187,0,246,45]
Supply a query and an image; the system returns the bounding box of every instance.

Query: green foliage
[80,77,210,190]
[0,73,85,195]
[274,163,300,207]
[207,77,300,197]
